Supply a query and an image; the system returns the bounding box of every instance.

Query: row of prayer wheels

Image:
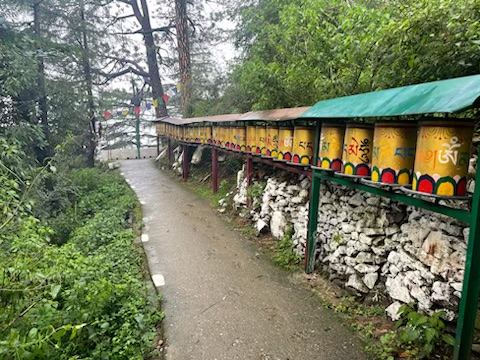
[157,120,474,196]
[319,121,473,196]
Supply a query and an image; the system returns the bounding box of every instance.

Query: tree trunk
[33,0,51,159]
[175,0,192,118]
[79,0,96,167]
[138,0,168,118]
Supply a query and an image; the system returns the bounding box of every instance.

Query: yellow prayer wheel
[342,124,374,176]
[266,126,279,157]
[179,126,184,141]
[412,121,473,196]
[155,124,162,135]
[220,126,227,148]
[255,126,267,155]
[318,123,345,170]
[224,127,232,149]
[187,126,195,143]
[234,126,247,151]
[205,126,212,144]
[291,127,315,165]
[229,127,236,150]
[277,126,294,162]
[212,126,220,146]
[371,123,417,184]
[246,126,256,153]
[196,126,202,143]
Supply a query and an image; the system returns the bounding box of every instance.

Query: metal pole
[305,121,322,273]
[131,80,141,159]
[212,147,218,193]
[156,135,160,155]
[167,138,172,165]
[246,154,253,188]
[454,147,480,360]
[182,144,189,181]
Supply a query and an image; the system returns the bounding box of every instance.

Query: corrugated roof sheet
[153,114,241,125]
[300,75,480,119]
[237,107,311,121]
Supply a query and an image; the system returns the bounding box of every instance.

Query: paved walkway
[120,159,367,360]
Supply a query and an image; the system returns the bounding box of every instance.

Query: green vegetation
[272,227,302,270]
[0,138,162,359]
[225,0,480,112]
[247,181,266,211]
[378,304,455,359]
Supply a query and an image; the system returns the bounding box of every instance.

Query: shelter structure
[153,75,480,360]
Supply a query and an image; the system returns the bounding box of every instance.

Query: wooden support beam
[182,144,189,181]
[212,147,218,193]
[246,154,253,188]
[168,138,173,166]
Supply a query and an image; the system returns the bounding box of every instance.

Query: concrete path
[120,159,367,360]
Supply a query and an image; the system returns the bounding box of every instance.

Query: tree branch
[110,24,175,35]
[92,66,150,85]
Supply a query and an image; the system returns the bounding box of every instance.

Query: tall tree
[174,0,191,117]
[111,0,169,117]
[33,0,52,159]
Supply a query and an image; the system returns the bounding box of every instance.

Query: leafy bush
[0,142,162,360]
[272,227,302,270]
[379,304,455,359]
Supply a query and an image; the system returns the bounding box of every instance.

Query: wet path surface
[120,159,367,360]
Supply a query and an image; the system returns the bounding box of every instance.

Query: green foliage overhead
[232,0,480,110]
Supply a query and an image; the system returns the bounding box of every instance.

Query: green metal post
[131,80,141,159]
[305,121,322,273]
[454,148,480,360]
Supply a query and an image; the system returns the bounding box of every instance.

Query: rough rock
[346,274,369,293]
[270,211,288,239]
[386,276,413,303]
[386,302,403,321]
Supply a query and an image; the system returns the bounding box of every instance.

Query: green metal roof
[300,75,480,119]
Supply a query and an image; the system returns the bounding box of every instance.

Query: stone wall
[231,167,310,256]
[228,167,470,320]
[315,181,469,320]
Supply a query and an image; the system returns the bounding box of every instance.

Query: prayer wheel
[371,123,417,184]
[255,125,267,155]
[205,126,212,144]
[291,126,315,165]
[246,126,256,153]
[277,126,294,162]
[179,126,185,141]
[220,126,228,148]
[234,126,247,151]
[342,124,374,176]
[155,124,163,136]
[318,123,345,170]
[266,126,279,157]
[199,125,206,143]
[212,126,220,146]
[225,127,232,149]
[196,126,202,143]
[187,126,195,143]
[412,121,473,196]
[228,126,237,150]
[175,126,180,140]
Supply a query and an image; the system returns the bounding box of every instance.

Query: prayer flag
[134,106,140,115]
